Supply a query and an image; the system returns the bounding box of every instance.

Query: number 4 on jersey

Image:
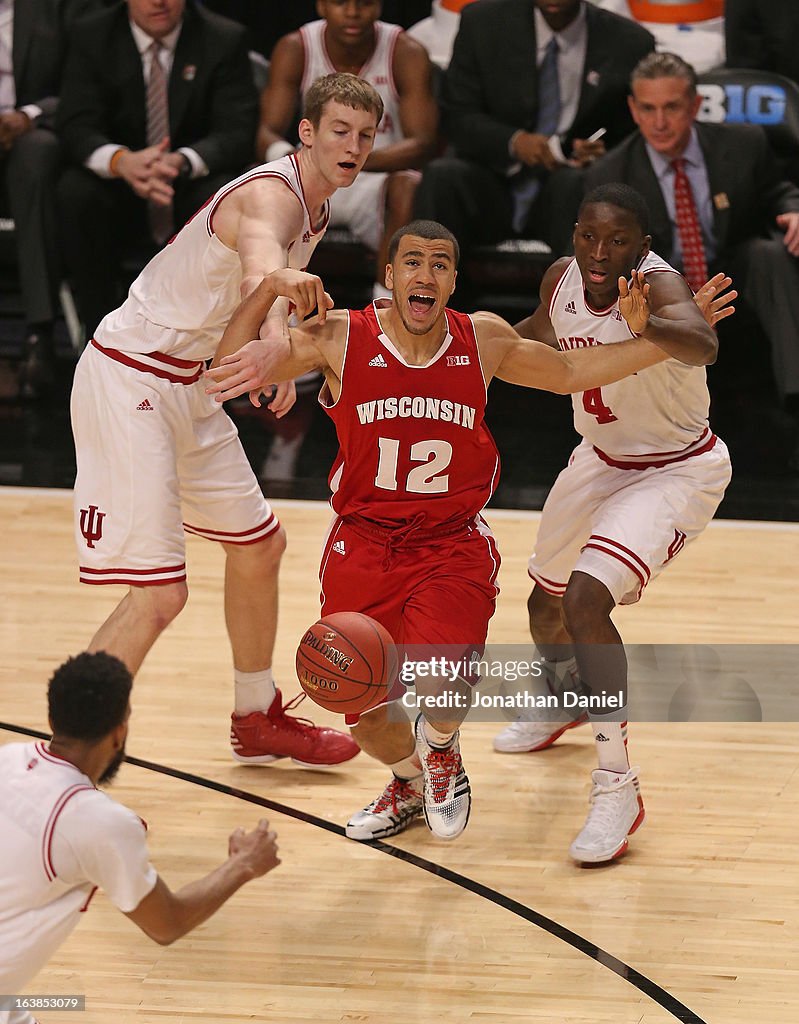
[582,387,617,424]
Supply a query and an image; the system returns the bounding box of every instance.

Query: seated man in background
[585,51,799,467]
[56,0,258,336]
[413,0,654,259]
[0,0,100,398]
[258,0,438,301]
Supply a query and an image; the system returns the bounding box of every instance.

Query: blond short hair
[303,72,384,129]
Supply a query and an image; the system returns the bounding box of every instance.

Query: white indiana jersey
[0,741,156,992]
[94,153,330,362]
[550,250,712,458]
[300,19,403,149]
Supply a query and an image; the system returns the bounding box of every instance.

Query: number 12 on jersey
[375,437,452,493]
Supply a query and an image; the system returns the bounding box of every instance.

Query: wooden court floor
[1,488,798,1024]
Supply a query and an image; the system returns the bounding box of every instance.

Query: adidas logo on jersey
[368,353,388,367]
[332,539,346,555]
[137,399,154,411]
[302,231,311,243]
[564,300,577,314]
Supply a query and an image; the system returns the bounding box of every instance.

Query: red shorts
[319,514,500,724]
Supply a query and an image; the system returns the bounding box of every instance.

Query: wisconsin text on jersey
[356,396,477,429]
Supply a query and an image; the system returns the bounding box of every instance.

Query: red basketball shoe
[230,689,360,767]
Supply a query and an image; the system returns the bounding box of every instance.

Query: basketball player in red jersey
[206,217,720,842]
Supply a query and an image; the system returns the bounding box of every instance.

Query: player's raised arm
[476,306,669,394]
[205,270,332,405]
[622,269,718,365]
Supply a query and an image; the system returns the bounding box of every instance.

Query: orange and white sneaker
[230,689,360,767]
[569,766,645,864]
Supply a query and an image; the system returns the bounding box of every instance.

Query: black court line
[1,721,707,1024]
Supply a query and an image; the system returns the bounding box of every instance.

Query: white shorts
[528,437,732,605]
[71,342,279,587]
[328,171,388,251]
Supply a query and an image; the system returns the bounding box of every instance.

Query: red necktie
[671,157,708,292]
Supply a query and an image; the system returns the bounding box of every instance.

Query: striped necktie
[671,158,708,292]
[146,40,174,245]
[511,36,561,234]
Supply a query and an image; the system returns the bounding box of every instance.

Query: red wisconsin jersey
[322,302,500,526]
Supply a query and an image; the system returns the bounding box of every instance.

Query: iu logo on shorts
[80,504,106,548]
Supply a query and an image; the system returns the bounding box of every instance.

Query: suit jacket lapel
[697,124,730,252]
[503,0,538,131]
[168,9,198,139]
[574,4,608,127]
[630,135,673,253]
[12,0,36,90]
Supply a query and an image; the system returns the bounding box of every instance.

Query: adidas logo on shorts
[332,539,346,555]
[564,300,577,314]
[137,399,154,411]
[368,353,388,368]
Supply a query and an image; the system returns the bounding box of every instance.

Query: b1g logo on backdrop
[698,82,788,126]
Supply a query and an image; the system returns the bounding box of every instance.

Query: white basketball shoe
[415,715,471,840]
[569,766,645,864]
[345,775,424,841]
[493,712,588,753]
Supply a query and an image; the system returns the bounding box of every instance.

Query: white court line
[3,486,799,533]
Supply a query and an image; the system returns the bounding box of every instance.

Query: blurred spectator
[413,0,654,259]
[725,0,798,83]
[591,0,725,73]
[0,0,100,399]
[56,0,257,337]
[407,0,477,71]
[201,0,433,58]
[258,0,437,301]
[585,52,799,464]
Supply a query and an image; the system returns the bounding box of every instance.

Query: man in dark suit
[413,0,654,257]
[56,0,257,337]
[585,51,799,461]
[0,0,99,398]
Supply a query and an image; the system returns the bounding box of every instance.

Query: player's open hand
[260,380,297,418]
[266,268,333,323]
[618,269,651,335]
[205,337,287,405]
[229,818,280,878]
[693,273,737,328]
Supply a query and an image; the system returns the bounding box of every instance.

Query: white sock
[541,655,581,695]
[234,668,276,715]
[591,719,629,774]
[390,751,423,791]
[422,719,455,748]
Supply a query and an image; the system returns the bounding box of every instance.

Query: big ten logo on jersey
[446,354,470,366]
[698,81,787,127]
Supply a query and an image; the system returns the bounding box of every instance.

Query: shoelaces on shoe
[425,747,461,804]
[373,778,419,814]
[277,692,318,733]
